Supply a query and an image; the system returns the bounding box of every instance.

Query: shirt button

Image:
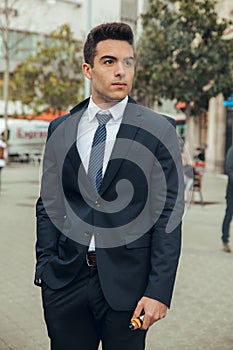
[95,200,100,208]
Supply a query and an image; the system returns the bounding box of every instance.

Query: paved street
[0,163,232,350]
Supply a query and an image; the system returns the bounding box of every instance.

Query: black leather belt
[86,251,97,267]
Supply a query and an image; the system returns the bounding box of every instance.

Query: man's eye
[104,59,114,65]
[124,58,134,67]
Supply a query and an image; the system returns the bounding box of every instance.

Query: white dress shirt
[77,96,128,174]
[76,96,128,251]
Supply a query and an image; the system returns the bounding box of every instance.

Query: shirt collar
[87,96,128,122]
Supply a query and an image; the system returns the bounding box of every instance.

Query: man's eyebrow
[99,55,117,61]
[99,55,135,61]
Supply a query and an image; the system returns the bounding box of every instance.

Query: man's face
[82,39,135,107]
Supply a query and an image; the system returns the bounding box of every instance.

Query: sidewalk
[0,163,232,350]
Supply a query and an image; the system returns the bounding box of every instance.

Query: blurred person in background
[193,147,205,162]
[182,152,193,202]
[221,145,233,253]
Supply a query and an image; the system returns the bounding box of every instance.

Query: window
[0,30,44,60]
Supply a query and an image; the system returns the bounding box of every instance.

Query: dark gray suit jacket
[35,97,184,310]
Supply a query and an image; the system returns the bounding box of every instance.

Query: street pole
[2,0,10,151]
[84,0,92,99]
[3,65,9,144]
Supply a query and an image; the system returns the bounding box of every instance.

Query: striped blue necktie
[88,111,112,192]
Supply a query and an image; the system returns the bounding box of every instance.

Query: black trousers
[41,262,147,350]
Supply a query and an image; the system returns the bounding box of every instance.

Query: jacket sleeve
[35,122,66,285]
[144,118,184,307]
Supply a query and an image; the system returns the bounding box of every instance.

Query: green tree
[134,0,233,117]
[12,24,83,114]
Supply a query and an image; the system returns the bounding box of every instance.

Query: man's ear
[82,63,92,80]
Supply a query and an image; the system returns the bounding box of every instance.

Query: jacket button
[84,232,90,237]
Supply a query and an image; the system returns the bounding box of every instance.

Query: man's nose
[114,62,126,76]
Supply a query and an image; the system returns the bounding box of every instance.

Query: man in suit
[221,145,233,253]
[35,22,184,350]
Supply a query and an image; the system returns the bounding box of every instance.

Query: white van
[0,118,49,162]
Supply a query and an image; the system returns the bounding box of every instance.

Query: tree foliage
[134,0,233,116]
[12,24,83,114]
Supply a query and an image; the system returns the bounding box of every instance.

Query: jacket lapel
[63,98,97,199]
[64,98,89,174]
[100,100,143,195]
[63,111,82,175]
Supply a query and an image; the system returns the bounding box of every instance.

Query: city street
[0,163,232,350]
